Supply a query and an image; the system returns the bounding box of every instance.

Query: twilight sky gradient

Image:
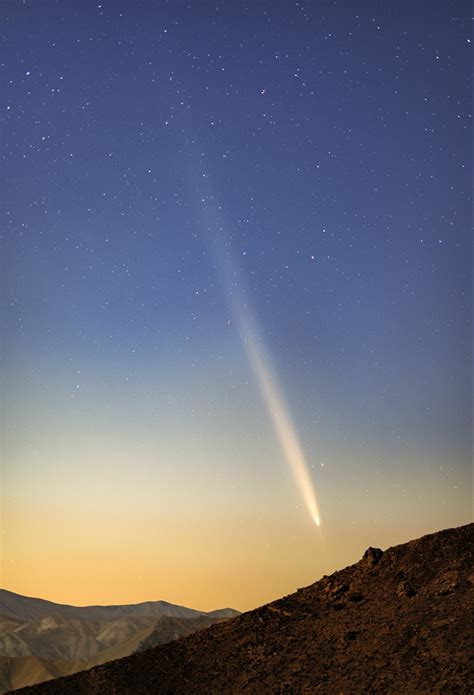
[1,0,472,612]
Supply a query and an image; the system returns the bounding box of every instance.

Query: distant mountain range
[0,591,239,692]
[13,523,474,694]
[0,589,237,623]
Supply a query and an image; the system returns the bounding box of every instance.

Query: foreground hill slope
[15,524,474,694]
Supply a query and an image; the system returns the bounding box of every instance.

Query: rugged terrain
[12,523,473,694]
[0,594,237,692]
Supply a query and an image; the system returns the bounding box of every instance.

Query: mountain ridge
[0,590,238,623]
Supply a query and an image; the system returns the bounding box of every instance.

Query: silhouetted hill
[13,523,473,694]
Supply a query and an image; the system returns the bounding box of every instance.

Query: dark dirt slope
[15,523,474,694]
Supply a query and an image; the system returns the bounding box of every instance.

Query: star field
[1,0,471,610]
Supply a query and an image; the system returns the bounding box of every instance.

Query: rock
[329,582,349,596]
[397,580,417,597]
[436,570,459,595]
[363,546,384,566]
[347,592,364,603]
[333,602,345,611]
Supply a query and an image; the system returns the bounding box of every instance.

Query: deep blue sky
[1,0,471,609]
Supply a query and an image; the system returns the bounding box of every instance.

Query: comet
[192,169,322,527]
[232,302,322,528]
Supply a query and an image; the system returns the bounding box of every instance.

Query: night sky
[1,1,471,611]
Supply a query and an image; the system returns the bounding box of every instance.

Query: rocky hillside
[13,523,474,694]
